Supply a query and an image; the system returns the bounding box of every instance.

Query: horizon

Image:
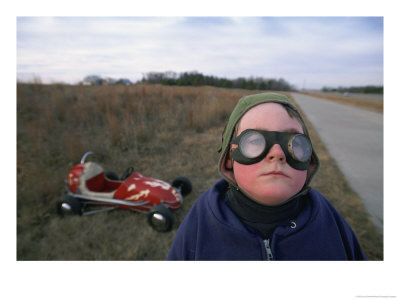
[16,71,384,92]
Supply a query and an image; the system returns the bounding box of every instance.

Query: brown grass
[17,83,253,260]
[17,83,382,260]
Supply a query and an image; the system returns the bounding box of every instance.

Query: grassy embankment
[17,83,382,260]
[300,91,383,113]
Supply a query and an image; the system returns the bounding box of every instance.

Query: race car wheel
[172,176,192,197]
[57,195,82,217]
[147,205,174,232]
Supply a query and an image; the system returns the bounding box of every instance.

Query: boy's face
[227,102,307,205]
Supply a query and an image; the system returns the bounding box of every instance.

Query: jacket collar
[208,179,317,238]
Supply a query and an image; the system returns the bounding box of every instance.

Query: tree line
[141,71,295,91]
[322,85,383,94]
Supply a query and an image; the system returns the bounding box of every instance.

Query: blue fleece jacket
[167,180,366,260]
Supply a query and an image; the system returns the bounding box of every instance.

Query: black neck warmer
[225,185,309,239]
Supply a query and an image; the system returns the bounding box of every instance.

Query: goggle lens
[239,131,266,158]
[289,134,312,162]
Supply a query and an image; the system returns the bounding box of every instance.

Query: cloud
[17,17,383,88]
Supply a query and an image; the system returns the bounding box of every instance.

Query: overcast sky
[17,16,383,89]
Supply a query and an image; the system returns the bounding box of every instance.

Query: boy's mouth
[262,170,289,178]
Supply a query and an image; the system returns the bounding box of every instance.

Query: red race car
[57,152,192,232]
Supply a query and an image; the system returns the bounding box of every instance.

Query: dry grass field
[17,83,383,260]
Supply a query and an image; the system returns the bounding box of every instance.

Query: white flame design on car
[144,180,171,190]
[125,189,150,201]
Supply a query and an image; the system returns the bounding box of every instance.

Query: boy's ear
[221,151,237,185]
[224,148,235,170]
[225,154,233,169]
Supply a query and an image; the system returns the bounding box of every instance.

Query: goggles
[231,129,312,170]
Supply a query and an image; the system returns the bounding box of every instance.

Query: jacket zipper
[264,239,273,260]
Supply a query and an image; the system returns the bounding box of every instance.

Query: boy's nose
[265,144,286,163]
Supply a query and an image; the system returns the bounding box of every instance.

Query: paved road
[291,93,383,231]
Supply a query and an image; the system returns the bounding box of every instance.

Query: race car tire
[57,195,82,216]
[172,176,192,197]
[147,204,174,232]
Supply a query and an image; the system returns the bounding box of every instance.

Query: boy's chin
[247,187,299,206]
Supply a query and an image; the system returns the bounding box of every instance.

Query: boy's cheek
[289,170,308,191]
[233,163,258,182]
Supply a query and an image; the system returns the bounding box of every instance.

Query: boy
[167,92,366,260]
